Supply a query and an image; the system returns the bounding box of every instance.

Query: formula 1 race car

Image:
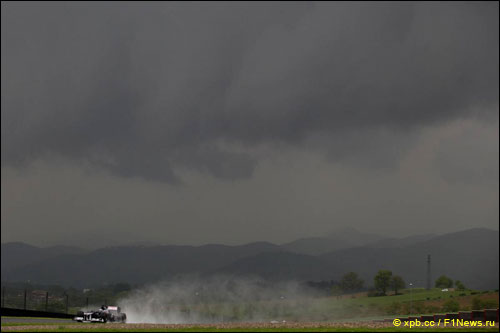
[74,305,127,323]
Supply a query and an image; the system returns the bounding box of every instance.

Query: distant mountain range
[280,227,437,255]
[1,228,498,290]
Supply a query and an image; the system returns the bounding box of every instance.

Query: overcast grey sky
[1,2,498,248]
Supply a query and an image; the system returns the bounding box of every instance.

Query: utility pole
[426,254,431,290]
[64,293,69,314]
[409,282,413,315]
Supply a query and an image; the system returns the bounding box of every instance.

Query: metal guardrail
[1,286,109,315]
[1,307,74,319]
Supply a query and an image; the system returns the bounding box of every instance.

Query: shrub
[367,290,384,297]
[426,305,440,313]
[471,297,482,310]
[386,301,401,315]
[481,299,499,309]
[455,280,466,291]
[442,299,460,312]
[413,301,426,314]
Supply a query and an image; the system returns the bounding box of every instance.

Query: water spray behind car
[117,275,323,324]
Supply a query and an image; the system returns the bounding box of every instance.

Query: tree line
[306,271,467,297]
[434,275,466,290]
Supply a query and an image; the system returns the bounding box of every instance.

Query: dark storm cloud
[2,2,498,182]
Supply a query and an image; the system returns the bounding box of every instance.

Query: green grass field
[239,288,498,321]
[324,288,489,308]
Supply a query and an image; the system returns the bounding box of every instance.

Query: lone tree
[455,280,466,291]
[435,275,453,288]
[374,270,392,296]
[340,272,364,293]
[391,275,405,295]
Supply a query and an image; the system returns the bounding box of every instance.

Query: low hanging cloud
[1,2,498,183]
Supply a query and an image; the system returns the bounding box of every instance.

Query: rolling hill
[1,228,498,289]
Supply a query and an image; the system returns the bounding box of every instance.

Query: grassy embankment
[1,289,498,331]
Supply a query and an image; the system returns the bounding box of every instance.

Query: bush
[455,280,466,291]
[386,301,401,315]
[481,299,499,309]
[413,301,426,314]
[471,297,482,310]
[442,299,460,312]
[367,290,384,297]
[459,293,466,296]
[426,305,440,313]
[470,296,497,310]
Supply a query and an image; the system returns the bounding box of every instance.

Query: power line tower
[426,254,431,290]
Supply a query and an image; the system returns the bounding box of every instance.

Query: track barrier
[1,307,73,318]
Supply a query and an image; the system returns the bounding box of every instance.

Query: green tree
[391,275,405,295]
[455,280,466,291]
[374,270,392,296]
[435,275,453,288]
[339,272,364,292]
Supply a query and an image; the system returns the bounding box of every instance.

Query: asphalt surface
[1,316,74,324]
